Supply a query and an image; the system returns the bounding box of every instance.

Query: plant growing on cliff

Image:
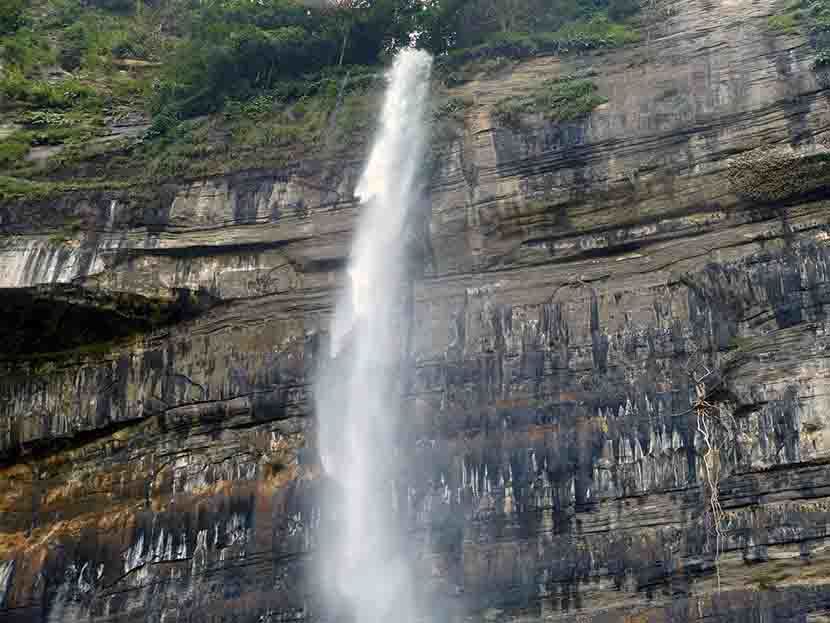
[0,136,29,167]
[767,14,798,33]
[0,174,133,201]
[0,71,102,110]
[436,13,639,82]
[148,0,410,121]
[137,0,639,120]
[0,0,640,186]
[493,75,606,127]
[0,0,25,35]
[687,360,737,590]
[783,0,830,68]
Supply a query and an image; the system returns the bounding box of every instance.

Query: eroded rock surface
[3,0,830,620]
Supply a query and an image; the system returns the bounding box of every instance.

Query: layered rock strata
[3,0,830,620]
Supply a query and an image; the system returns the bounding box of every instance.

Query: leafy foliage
[147,0,407,121]
[0,174,133,201]
[438,12,638,80]
[0,0,640,192]
[767,14,798,33]
[782,0,830,67]
[2,28,57,73]
[0,110,104,173]
[2,0,638,124]
[143,0,638,122]
[0,71,101,109]
[0,0,25,35]
[492,75,606,126]
[0,137,29,166]
[416,0,638,56]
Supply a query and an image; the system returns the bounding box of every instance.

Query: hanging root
[696,398,726,589]
[689,363,736,591]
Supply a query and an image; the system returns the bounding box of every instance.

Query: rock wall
[4,0,830,620]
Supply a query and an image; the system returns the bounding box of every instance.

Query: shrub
[543,13,641,49]
[0,69,35,102]
[21,111,71,127]
[0,122,99,169]
[815,48,830,67]
[57,37,84,70]
[435,96,472,120]
[0,175,132,202]
[0,138,29,167]
[0,71,102,112]
[493,76,606,127]
[0,0,25,35]
[789,0,830,68]
[110,16,165,61]
[438,13,639,80]
[111,33,149,59]
[767,14,798,33]
[608,0,640,20]
[1,29,56,73]
[331,91,376,147]
[146,109,180,138]
[86,0,135,12]
[58,16,127,71]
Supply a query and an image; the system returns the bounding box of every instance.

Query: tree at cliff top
[0,0,638,186]
[146,0,638,119]
[0,0,25,35]
[1,0,636,121]
[415,0,638,54]
[150,0,414,119]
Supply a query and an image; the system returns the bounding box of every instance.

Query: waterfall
[315,48,433,623]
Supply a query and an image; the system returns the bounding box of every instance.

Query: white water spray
[316,48,433,623]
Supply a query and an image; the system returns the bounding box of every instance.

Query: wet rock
[3,0,830,620]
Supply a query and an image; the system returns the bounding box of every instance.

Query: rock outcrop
[3,0,830,620]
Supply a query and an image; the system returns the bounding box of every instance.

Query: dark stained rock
[4,0,830,620]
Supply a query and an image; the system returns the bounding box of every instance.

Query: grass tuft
[492,75,606,127]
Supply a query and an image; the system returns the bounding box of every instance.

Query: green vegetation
[145,0,414,123]
[493,75,606,127]
[0,106,105,172]
[810,0,830,69]
[0,73,101,110]
[0,0,640,201]
[767,14,798,33]
[0,175,134,202]
[439,13,639,81]
[776,0,830,67]
[0,137,28,167]
[434,96,473,121]
[0,0,25,36]
[418,0,639,55]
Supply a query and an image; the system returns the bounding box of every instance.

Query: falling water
[316,48,433,623]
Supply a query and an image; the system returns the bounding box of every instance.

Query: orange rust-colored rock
[5,0,830,620]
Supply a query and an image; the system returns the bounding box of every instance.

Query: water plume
[315,48,433,623]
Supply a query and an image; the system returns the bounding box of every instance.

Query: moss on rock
[492,75,606,127]
[726,145,830,202]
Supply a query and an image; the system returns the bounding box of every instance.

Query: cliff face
[3,0,830,620]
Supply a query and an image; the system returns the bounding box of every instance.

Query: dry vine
[688,361,736,590]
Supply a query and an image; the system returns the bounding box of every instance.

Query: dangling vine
[687,360,736,590]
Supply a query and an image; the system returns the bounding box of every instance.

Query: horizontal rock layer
[3,0,830,620]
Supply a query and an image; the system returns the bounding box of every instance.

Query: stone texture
[3,0,830,620]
